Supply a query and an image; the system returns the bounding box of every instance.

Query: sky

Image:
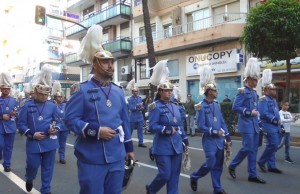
[0,0,53,71]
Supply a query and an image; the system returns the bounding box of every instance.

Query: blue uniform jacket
[149,100,188,155]
[64,80,133,165]
[55,102,68,131]
[127,95,144,122]
[258,95,281,133]
[0,96,18,134]
[196,99,229,151]
[232,87,260,133]
[17,99,60,154]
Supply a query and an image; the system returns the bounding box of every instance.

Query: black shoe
[26,182,33,192]
[138,144,147,148]
[45,193,51,194]
[146,185,150,194]
[257,162,267,173]
[4,166,11,172]
[268,168,282,174]
[59,159,66,164]
[216,190,228,194]
[228,167,236,179]
[248,177,266,184]
[190,178,197,191]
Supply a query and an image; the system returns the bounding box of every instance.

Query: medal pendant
[214,117,217,122]
[6,107,9,110]
[106,99,112,107]
[61,110,64,113]
[173,117,177,123]
[38,116,43,121]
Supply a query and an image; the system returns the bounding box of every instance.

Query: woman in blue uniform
[146,60,188,194]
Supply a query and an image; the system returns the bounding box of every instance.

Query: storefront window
[187,76,241,103]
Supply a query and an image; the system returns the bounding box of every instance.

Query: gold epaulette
[194,103,202,111]
[148,102,156,112]
[259,95,266,101]
[19,99,31,108]
[238,87,245,94]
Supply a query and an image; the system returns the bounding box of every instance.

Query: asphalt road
[1,131,300,194]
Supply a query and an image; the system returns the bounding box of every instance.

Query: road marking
[135,162,190,178]
[0,166,40,194]
[131,138,204,151]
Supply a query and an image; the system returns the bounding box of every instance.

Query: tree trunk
[285,59,291,102]
[142,0,157,98]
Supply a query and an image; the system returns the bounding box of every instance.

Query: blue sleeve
[17,104,34,137]
[121,93,134,152]
[127,97,137,112]
[65,89,93,136]
[258,100,271,122]
[232,93,251,117]
[149,105,171,134]
[197,108,211,136]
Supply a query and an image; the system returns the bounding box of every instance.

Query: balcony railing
[66,37,132,64]
[103,37,132,52]
[65,53,80,64]
[134,12,247,44]
[66,3,131,36]
[24,73,80,83]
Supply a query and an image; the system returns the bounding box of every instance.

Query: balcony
[103,37,132,58]
[66,37,132,66]
[66,3,131,39]
[133,12,247,57]
[24,73,80,83]
[65,53,85,67]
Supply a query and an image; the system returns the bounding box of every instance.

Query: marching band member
[190,65,231,194]
[146,60,188,194]
[228,58,266,184]
[0,72,18,172]
[18,64,61,194]
[64,25,135,194]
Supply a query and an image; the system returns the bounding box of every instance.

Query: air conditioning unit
[121,66,129,75]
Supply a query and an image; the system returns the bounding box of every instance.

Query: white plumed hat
[261,69,276,89]
[30,64,55,94]
[243,57,261,81]
[0,71,13,88]
[52,80,62,96]
[149,59,172,89]
[126,79,138,91]
[199,65,216,95]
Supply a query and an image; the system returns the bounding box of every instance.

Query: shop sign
[259,57,300,71]
[186,49,239,76]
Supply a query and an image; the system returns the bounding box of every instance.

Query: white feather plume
[126,79,136,91]
[244,57,260,79]
[0,71,13,87]
[173,86,181,100]
[23,83,30,93]
[52,80,61,95]
[199,65,215,95]
[150,59,169,86]
[30,64,54,87]
[261,69,273,87]
[77,25,103,64]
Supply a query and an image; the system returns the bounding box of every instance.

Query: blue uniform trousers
[26,149,56,194]
[77,159,124,194]
[0,133,15,167]
[148,154,182,194]
[229,132,259,178]
[130,121,144,145]
[58,130,69,160]
[191,149,224,194]
[258,132,280,169]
